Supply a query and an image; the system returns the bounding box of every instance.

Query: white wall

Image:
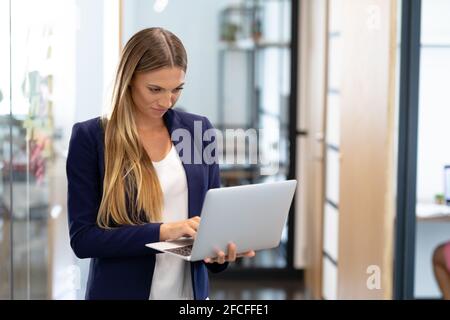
[122,0,232,124]
[103,0,121,116]
[75,0,105,124]
[73,0,121,299]
[52,1,78,153]
[416,0,450,203]
[416,49,450,203]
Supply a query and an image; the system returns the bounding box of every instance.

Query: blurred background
[0,0,449,300]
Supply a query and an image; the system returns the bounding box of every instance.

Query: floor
[210,278,306,300]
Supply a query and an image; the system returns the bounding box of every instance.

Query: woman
[66,27,255,300]
[433,242,450,299]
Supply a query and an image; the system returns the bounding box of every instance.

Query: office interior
[0,0,449,300]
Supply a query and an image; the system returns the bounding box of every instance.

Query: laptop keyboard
[166,245,193,256]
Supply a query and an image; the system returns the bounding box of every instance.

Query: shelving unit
[217,0,291,187]
[214,0,292,271]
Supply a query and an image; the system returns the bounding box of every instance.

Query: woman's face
[130,67,185,120]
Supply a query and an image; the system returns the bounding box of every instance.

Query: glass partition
[413,0,450,299]
[0,0,12,300]
[2,0,295,299]
[9,0,80,299]
[1,0,120,299]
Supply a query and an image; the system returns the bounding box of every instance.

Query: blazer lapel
[164,109,201,219]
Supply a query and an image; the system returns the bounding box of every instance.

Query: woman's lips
[151,106,167,112]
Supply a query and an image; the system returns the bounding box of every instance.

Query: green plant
[435,193,445,205]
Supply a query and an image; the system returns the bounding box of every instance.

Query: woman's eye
[148,87,183,93]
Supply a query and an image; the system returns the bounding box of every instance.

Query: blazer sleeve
[202,116,229,273]
[66,122,162,259]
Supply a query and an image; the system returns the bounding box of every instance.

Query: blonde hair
[97,28,187,228]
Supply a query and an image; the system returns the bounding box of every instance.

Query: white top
[149,144,194,300]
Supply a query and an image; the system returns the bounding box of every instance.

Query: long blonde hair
[97,28,187,228]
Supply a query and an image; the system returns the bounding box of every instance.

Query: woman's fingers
[183,225,197,238]
[162,216,202,241]
[204,248,256,264]
[227,243,237,262]
[235,250,256,258]
[182,217,200,239]
[187,217,200,236]
[205,250,226,264]
[217,251,226,264]
[187,219,199,232]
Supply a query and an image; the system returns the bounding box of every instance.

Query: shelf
[416,203,450,221]
[219,40,290,51]
[222,4,258,13]
[218,0,292,176]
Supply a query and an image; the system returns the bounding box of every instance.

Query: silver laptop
[146,180,297,261]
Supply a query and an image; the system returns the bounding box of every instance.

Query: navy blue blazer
[66,108,228,300]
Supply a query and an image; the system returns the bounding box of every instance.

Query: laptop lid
[146,180,297,261]
[189,180,297,261]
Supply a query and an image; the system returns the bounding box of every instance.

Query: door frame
[393,0,422,300]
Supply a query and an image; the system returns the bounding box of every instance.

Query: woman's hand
[159,216,200,241]
[204,242,256,264]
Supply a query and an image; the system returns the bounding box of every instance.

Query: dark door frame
[286,0,300,273]
[393,0,422,300]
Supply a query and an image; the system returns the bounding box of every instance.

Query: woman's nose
[159,93,173,108]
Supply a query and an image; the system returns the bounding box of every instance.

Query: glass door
[9,0,80,299]
[0,0,12,300]
[413,0,450,299]
[395,0,450,300]
[1,0,120,299]
[218,0,292,271]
